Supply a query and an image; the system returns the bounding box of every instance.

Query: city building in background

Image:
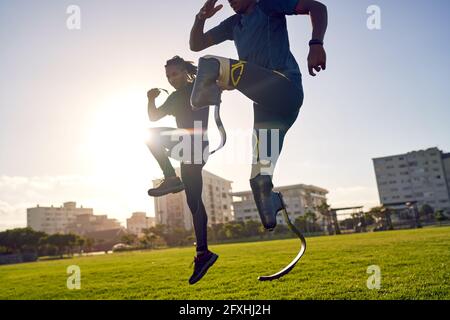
[373,147,450,213]
[232,184,329,227]
[27,201,123,236]
[126,212,155,236]
[66,213,122,236]
[27,202,93,234]
[154,168,233,230]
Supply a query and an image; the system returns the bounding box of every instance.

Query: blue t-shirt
[206,0,302,88]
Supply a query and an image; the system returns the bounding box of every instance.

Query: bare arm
[190,16,211,52]
[295,0,328,41]
[295,0,328,76]
[147,89,166,122]
[190,0,223,52]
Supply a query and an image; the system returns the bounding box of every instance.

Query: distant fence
[326,218,450,235]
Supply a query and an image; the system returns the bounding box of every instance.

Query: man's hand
[308,45,326,76]
[147,88,160,100]
[197,0,223,21]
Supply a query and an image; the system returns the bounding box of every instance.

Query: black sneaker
[189,251,219,285]
[147,176,185,197]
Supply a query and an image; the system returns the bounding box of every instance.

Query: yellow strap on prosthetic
[202,55,248,89]
[231,61,246,87]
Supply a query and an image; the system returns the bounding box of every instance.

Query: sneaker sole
[189,254,219,285]
[148,184,185,197]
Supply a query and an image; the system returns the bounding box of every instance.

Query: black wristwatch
[309,39,324,46]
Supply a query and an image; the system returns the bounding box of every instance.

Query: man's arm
[295,0,327,41]
[190,16,213,52]
[190,0,223,52]
[295,0,328,76]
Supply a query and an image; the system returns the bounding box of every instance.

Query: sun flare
[85,87,175,184]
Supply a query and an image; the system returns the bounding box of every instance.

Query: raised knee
[199,55,234,90]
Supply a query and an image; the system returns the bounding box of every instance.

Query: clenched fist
[147,88,161,100]
[308,45,327,76]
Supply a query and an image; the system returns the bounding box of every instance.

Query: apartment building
[126,212,156,236]
[27,202,93,234]
[153,168,233,230]
[232,183,329,226]
[373,147,450,212]
[66,213,122,235]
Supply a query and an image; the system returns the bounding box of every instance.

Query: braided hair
[165,56,198,82]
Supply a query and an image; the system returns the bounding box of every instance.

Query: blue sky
[1,0,449,229]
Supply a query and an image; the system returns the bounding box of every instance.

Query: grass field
[1,226,449,300]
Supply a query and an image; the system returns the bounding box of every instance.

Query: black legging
[226,59,304,178]
[147,128,209,252]
[180,162,208,252]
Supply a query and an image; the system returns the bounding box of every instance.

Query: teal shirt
[206,0,302,88]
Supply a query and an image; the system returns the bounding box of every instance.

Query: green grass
[1,226,449,300]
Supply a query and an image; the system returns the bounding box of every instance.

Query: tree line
[119,215,324,250]
[2,203,447,257]
[120,202,449,250]
[0,228,92,258]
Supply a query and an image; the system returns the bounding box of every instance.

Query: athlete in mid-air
[146,56,218,285]
[189,0,328,232]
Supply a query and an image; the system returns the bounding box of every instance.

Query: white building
[27,202,93,234]
[153,168,233,230]
[232,183,329,226]
[126,212,156,236]
[373,147,450,213]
